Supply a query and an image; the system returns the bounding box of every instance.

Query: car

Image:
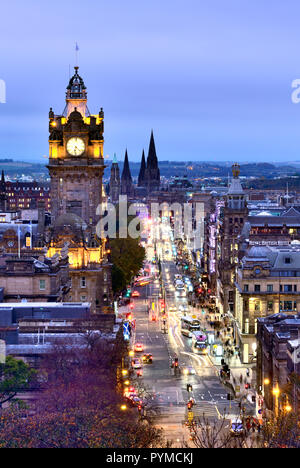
[134,343,144,352]
[182,366,196,376]
[142,353,153,363]
[131,358,142,369]
[181,329,193,338]
[125,394,143,407]
[131,290,140,297]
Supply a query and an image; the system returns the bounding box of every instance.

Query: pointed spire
[121,149,132,182]
[138,149,146,187]
[0,170,6,211]
[113,152,118,164]
[144,131,160,192]
[147,130,158,168]
[121,149,134,197]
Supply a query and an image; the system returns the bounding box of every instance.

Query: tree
[0,336,165,448]
[0,356,36,406]
[110,237,145,292]
[111,263,127,294]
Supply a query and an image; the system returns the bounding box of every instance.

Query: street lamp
[284,404,292,413]
[120,404,127,411]
[272,383,280,417]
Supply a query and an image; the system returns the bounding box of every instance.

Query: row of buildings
[199,164,300,413]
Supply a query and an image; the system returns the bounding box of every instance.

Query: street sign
[123,322,130,340]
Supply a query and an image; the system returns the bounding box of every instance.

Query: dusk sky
[1,0,300,163]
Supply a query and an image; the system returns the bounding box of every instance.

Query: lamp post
[272,383,280,418]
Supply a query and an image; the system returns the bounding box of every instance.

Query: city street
[126,220,241,445]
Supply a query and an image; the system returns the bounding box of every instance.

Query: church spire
[144,130,160,193]
[0,170,6,211]
[147,130,158,168]
[121,149,134,197]
[138,149,146,187]
[121,149,132,182]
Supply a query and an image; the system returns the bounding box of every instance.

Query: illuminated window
[39,279,46,290]
[81,277,86,288]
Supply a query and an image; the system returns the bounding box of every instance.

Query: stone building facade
[44,66,112,314]
[235,245,300,363]
[0,250,70,303]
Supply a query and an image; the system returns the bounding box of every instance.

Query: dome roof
[247,246,269,259]
[68,107,83,121]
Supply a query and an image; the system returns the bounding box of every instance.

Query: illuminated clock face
[67,137,85,156]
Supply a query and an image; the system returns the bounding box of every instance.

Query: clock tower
[45,67,112,314]
[48,66,105,226]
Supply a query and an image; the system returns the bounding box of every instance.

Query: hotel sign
[249,240,289,246]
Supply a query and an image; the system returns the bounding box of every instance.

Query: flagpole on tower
[75,42,79,67]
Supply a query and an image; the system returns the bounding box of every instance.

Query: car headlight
[183,368,189,375]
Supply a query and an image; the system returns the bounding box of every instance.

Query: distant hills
[0,159,299,181]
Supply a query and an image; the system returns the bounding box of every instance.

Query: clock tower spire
[47,68,105,225]
[65,66,88,118]
[46,67,112,314]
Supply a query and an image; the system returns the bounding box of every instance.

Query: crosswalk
[155,401,219,419]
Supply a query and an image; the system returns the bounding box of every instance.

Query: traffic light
[187,401,192,410]
[138,404,142,412]
[129,303,134,310]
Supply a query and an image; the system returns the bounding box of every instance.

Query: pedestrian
[239,374,243,384]
[252,421,256,433]
[246,368,250,378]
[257,423,261,434]
[246,418,251,433]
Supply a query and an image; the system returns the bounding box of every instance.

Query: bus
[191,331,209,355]
[134,276,153,287]
[181,316,201,337]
